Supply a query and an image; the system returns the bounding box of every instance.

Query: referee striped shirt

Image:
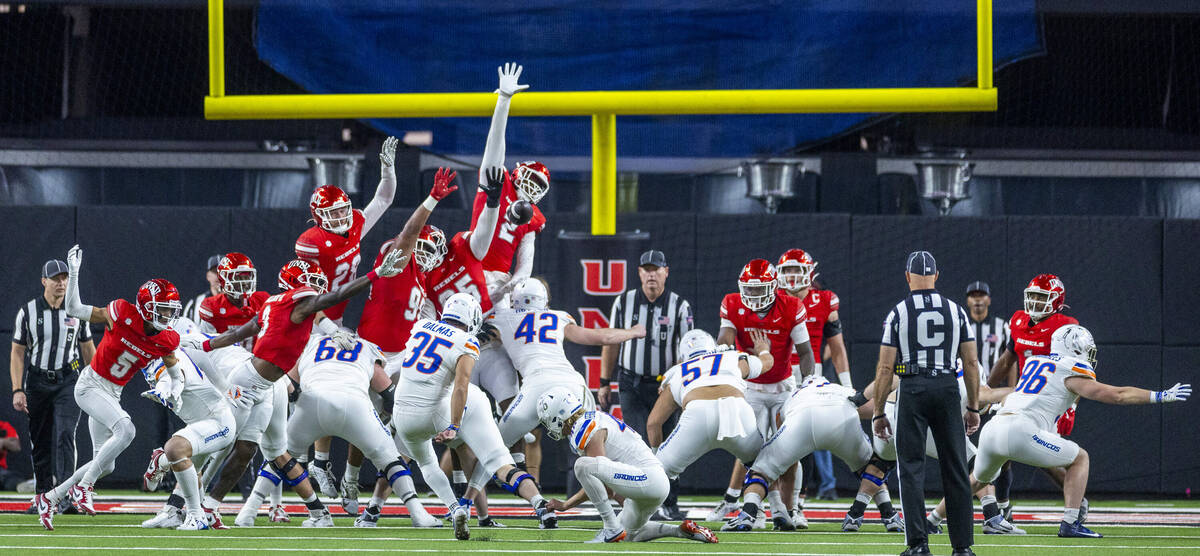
[969,313,1009,374]
[12,296,93,371]
[608,289,693,377]
[881,288,974,372]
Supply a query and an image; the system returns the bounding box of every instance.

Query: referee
[597,249,693,520]
[9,259,94,498]
[964,281,1009,373]
[872,252,980,556]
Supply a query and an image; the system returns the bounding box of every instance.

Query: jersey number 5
[109,350,140,379]
[402,331,454,374]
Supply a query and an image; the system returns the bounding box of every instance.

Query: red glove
[430,167,458,201]
[1056,406,1076,436]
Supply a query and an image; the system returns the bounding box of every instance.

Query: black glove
[481,166,505,207]
[288,377,302,403]
[476,322,500,345]
[378,383,396,413]
[848,391,869,407]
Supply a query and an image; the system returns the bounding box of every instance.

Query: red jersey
[720,293,809,385]
[0,420,18,469]
[92,299,180,387]
[470,175,547,273]
[423,231,492,314]
[253,287,319,371]
[294,209,365,320]
[787,289,840,369]
[357,241,427,352]
[198,291,269,333]
[1008,310,1078,369]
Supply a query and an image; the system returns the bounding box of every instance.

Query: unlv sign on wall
[552,231,650,419]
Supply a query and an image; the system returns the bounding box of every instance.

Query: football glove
[494,62,529,97]
[430,167,459,201]
[379,136,398,168]
[1154,383,1191,403]
[481,166,505,207]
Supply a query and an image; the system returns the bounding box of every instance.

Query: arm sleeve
[510,232,536,281]
[479,95,513,185]
[789,321,810,344]
[362,164,398,236]
[13,307,26,345]
[881,308,898,346]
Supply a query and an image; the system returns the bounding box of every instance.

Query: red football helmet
[278,260,329,294]
[136,278,182,331]
[511,161,550,204]
[1023,274,1066,320]
[776,248,819,291]
[309,185,353,234]
[413,225,448,272]
[739,259,779,312]
[217,252,257,297]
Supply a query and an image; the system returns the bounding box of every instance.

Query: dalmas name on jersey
[294,209,365,320]
[471,174,547,273]
[394,319,481,408]
[92,299,180,387]
[720,292,809,385]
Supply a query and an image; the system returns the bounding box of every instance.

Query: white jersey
[394,319,481,408]
[170,318,251,390]
[661,350,746,405]
[295,335,386,398]
[997,353,1095,431]
[567,410,659,469]
[783,375,857,413]
[145,350,228,424]
[488,308,577,378]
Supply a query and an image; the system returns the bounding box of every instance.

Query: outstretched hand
[67,244,83,271]
[376,246,408,278]
[430,167,458,201]
[495,62,529,97]
[379,136,399,168]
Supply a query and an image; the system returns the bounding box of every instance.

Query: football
[507,200,534,225]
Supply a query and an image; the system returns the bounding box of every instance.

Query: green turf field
[2,513,1198,555]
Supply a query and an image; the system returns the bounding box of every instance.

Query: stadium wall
[0,206,1191,496]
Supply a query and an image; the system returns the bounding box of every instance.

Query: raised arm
[469,167,504,260]
[1067,376,1191,405]
[564,322,645,346]
[64,245,111,325]
[478,63,528,185]
[361,136,399,235]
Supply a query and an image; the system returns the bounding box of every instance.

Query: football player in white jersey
[645,329,773,523]
[538,388,717,544]
[392,293,555,540]
[970,325,1189,538]
[138,320,241,531]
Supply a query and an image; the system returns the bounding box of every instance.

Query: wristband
[967,407,981,414]
[367,270,381,282]
[12,389,24,396]
[422,196,438,211]
[446,423,459,432]
[758,350,771,357]
[201,339,213,352]
[872,414,887,422]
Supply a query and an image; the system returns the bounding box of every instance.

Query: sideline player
[709,259,815,528]
[971,325,1190,538]
[34,245,183,531]
[539,388,718,544]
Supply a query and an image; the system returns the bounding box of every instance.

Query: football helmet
[217,252,257,297]
[136,278,182,331]
[678,329,717,361]
[1050,324,1096,367]
[511,278,549,311]
[310,185,353,234]
[278,260,329,294]
[776,249,818,291]
[441,293,482,335]
[511,161,550,204]
[1023,274,1066,320]
[413,225,448,272]
[738,259,778,312]
[536,387,583,441]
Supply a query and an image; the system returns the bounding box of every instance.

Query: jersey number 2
[514,312,558,344]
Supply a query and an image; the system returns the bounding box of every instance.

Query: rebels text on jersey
[471,174,547,273]
[423,232,492,315]
[1008,311,1078,369]
[294,209,365,320]
[199,291,269,333]
[252,287,319,371]
[92,299,180,387]
[358,242,427,352]
[787,289,839,369]
[720,293,809,385]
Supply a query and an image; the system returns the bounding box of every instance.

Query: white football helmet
[441,293,482,335]
[1050,324,1096,367]
[678,329,717,361]
[799,374,829,389]
[511,278,549,311]
[537,387,583,441]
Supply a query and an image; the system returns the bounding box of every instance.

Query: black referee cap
[906,251,937,276]
[42,259,69,279]
[965,281,990,296]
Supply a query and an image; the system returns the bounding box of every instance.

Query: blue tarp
[256,1,1040,157]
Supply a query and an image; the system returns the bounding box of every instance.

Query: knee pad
[497,467,535,495]
[271,457,308,487]
[867,454,896,476]
[383,460,411,485]
[258,461,283,486]
[743,470,769,491]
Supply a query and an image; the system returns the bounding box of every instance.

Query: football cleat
[841,514,863,532]
[452,504,470,540]
[176,512,210,531]
[925,515,943,535]
[143,505,184,528]
[536,501,557,529]
[883,512,906,532]
[790,508,810,529]
[721,511,755,532]
[706,500,740,521]
[301,509,334,528]
[269,504,291,523]
[339,479,359,516]
[478,517,506,527]
[753,511,766,529]
[681,519,718,543]
[233,507,256,528]
[982,514,1026,535]
[1058,519,1102,538]
[585,527,627,543]
[355,505,380,528]
[309,461,338,499]
[68,485,96,516]
[772,513,797,531]
[1001,503,1013,523]
[204,507,229,530]
[33,493,55,531]
[410,504,443,528]
[143,448,168,492]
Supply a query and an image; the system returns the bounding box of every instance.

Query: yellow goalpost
[204,0,997,234]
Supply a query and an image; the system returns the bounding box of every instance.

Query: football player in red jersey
[416,167,502,315]
[33,245,184,530]
[707,259,816,531]
[776,248,852,526]
[193,241,409,528]
[198,253,269,337]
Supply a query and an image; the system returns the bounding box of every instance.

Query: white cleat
[791,508,810,529]
[753,511,766,530]
[452,505,470,540]
[176,512,211,531]
[706,500,740,522]
[411,505,444,528]
[233,505,257,528]
[339,480,359,516]
[142,448,168,492]
[309,463,338,499]
[584,527,627,543]
[982,514,1027,535]
[142,506,184,529]
[301,509,334,528]
[882,512,906,533]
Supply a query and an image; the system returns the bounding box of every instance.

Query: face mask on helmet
[739,282,777,311]
[413,228,447,272]
[1023,288,1057,320]
[220,269,257,296]
[512,163,550,204]
[316,202,352,234]
[301,271,329,294]
[777,265,813,290]
[146,301,181,331]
